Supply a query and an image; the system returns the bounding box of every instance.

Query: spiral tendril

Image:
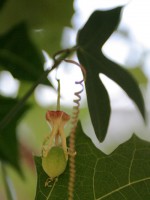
[62,59,86,200]
[68,79,84,200]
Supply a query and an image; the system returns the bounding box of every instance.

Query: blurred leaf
[0,0,7,10]
[0,0,74,54]
[0,23,51,85]
[128,67,148,85]
[0,96,29,173]
[34,122,150,200]
[77,7,145,142]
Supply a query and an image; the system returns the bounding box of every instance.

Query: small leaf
[0,23,50,85]
[0,96,29,172]
[77,7,145,141]
[34,122,150,200]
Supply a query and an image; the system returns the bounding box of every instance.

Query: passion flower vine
[41,57,86,200]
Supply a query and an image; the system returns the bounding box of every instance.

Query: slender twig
[1,163,16,200]
[0,48,75,131]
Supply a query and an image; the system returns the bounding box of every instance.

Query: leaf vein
[128,148,136,183]
[93,159,99,199]
[97,177,150,200]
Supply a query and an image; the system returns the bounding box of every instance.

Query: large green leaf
[0,23,51,85]
[34,122,150,200]
[0,96,29,172]
[0,0,74,54]
[77,7,145,142]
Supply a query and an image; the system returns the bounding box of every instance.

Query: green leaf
[0,23,50,85]
[0,96,29,173]
[0,0,74,54]
[77,50,111,142]
[34,122,150,199]
[98,54,145,119]
[77,7,145,142]
[77,7,122,52]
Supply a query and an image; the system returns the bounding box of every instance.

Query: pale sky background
[0,0,150,153]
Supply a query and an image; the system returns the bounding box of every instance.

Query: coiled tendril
[64,59,86,200]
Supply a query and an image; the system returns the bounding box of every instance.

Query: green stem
[1,163,16,200]
[0,47,75,131]
[56,79,61,110]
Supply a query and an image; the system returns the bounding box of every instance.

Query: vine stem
[1,163,16,200]
[0,47,75,131]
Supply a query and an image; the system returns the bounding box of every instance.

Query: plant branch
[0,47,76,131]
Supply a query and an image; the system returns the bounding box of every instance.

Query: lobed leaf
[77,50,111,142]
[98,54,145,119]
[77,7,145,142]
[77,7,122,52]
[34,122,150,200]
